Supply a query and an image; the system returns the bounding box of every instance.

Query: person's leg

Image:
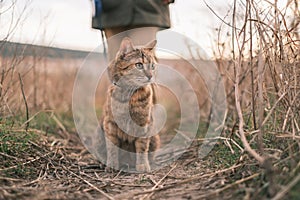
[126,27,159,47]
[104,27,159,61]
[104,27,129,61]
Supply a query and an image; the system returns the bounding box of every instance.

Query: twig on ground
[272,173,300,200]
[0,152,53,172]
[61,165,114,200]
[0,176,21,182]
[141,163,178,200]
[197,136,243,152]
[197,173,260,198]
[51,114,66,132]
[0,152,20,160]
[126,164,242,197]
[21,110,54,129]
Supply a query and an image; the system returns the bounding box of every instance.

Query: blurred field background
[0,0,299,199]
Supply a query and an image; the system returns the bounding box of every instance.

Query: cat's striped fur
[101,37,160,172]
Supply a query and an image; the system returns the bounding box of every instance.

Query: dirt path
[0,128,266,200]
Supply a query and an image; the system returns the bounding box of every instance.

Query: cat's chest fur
[104,84,154,140]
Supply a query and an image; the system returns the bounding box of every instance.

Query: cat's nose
[145,71,153,80]
[147,74,152,80]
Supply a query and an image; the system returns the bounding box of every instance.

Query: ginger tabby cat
[100,37,160,172]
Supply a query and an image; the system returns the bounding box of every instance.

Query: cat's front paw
[136,163,151,172]
[106,160,119,172]
[105,166,117,173]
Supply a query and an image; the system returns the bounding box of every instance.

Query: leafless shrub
[0,1,80,118]
[207,0,300,197]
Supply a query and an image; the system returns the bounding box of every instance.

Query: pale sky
[0,0,232,57]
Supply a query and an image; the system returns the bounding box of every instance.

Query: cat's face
[108,38,157,88]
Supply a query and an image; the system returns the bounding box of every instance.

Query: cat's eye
[151,64,155,70]
[135,62,144,69]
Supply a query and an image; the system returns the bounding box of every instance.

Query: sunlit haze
[1,0,234,58]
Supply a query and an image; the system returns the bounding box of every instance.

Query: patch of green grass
[0,121,37,156]
[207,141,241,169]
[22,110,75,134]
[28,111,59,133]
[0,110,76,178]
[0,110,75,157]
[0,117,40,178]
[289,181,300,200]
[4,164,36,178]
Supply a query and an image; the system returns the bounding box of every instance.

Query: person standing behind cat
[91,0,174,61]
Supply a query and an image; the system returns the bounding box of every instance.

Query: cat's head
[108,37,157,88]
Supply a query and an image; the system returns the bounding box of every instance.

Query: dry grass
[0,0,300,199]
[211,0,300,197]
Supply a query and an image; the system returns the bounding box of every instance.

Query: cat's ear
[118,37,134,55]
[143,40,157,51]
